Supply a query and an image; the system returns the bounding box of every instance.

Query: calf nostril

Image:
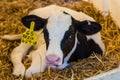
[46,55,60,63]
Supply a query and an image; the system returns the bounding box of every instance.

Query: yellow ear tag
[21,21,38,46]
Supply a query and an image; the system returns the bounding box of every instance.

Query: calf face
[22,11,104,69]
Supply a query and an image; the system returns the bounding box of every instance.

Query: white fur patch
[58,61,70,70]
[25,44,46,78]
[46,11,72,66]
[0,34,22,40]
[11,43,32,77]
[29,5,95,21]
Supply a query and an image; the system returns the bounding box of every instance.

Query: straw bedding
[0,0,120,80]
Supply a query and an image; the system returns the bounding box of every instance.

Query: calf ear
[21,15,47,31]
[73,19,102,35]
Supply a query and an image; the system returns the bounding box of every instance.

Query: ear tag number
[21,21,38,46]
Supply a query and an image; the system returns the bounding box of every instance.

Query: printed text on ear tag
[21,21,38,46]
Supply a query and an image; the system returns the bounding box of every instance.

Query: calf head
[22,11,102,69]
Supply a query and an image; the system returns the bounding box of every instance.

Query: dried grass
[0,0,120,80]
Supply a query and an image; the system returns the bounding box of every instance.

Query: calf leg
[11,43,32,77]
[25,44,46,78]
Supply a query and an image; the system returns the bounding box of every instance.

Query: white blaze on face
[46,11,72,66]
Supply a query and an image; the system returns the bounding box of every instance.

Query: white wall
[109,0,120,28]
[83,0,120,28]
[85,67,120,80]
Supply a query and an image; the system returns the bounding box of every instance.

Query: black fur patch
[22,15,47,31]
[72,17,102,35]
[61,25,76,59]
[68,32,91,63]
[67,33,103,63]
[43,27,49,49]
[77,20,102,35]
[88,39,103,54]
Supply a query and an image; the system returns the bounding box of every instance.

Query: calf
[24,7,105,78]
[1,5,105,78]
[22,11,105,70]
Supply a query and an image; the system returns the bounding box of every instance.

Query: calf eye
[68,35,73,39]
[63,30,75,41]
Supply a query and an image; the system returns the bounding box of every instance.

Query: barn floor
[0,0,120,80]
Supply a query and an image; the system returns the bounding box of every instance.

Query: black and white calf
[1,5,105,78]
[22,11,105,69]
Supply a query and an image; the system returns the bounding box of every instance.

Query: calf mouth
[47,62,71,70]
[47,64,60,70]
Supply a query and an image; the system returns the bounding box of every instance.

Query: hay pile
[0,0,120,80]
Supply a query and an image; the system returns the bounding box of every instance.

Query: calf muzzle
[46,55,60,66]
